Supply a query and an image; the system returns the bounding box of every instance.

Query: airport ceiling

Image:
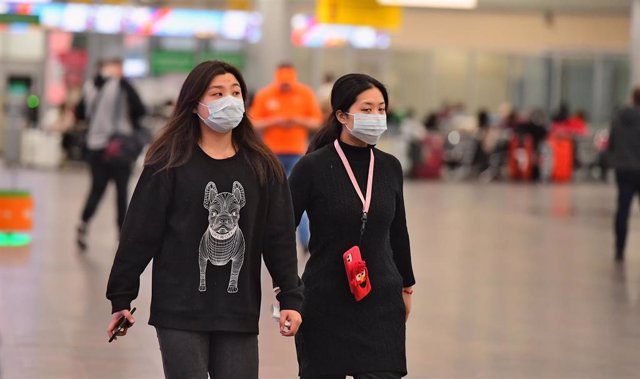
[101,0,632,14]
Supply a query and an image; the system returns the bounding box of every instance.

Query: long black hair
[308,73,389,153]
[145,60,284,184]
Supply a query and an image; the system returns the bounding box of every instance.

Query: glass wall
[560,57,596,119]
[294,47,630,128]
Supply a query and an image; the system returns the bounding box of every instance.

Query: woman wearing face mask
[288,74,415,378]
[105,61,303,379]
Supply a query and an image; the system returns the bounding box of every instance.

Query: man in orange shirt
[249,64,323,172]
[249,63,322,252]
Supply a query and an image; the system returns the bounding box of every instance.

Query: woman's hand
[279,310,302,337]
[403,287,413,321]
[107,309,136,340]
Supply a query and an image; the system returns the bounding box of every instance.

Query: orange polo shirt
[249,80,322,155]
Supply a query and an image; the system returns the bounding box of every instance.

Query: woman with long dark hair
[105,61,303,379]
[289,73,415,378]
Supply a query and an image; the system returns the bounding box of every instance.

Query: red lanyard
[334,140,375,239]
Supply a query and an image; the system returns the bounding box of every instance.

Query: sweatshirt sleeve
[288,155,312,227]
[106,165,172,313]
[262,177,304,312]
[389,159,416,288]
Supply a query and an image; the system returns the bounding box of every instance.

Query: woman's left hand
[279,310,302,337]
[402,287,413,321]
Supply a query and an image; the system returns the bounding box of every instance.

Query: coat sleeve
[389,158,416,288]
[106,165,172,313]
[121,79,146,129]
[262,177,304,312]
[608,117,617,153]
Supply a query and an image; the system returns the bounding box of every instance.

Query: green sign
[0,14,39,25]
[197,52,245,69]
[150,50,195,75]
[150,50,246,75]
[0,191,31,197]
[0,233,31,247]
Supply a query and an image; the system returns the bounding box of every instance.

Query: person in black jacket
[287,74,415,378]
[75,58,146,251]
[609,87,640,261]
[105,61,303,379]
[514,109,549,180]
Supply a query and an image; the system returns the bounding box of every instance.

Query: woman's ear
[336,110,348,126]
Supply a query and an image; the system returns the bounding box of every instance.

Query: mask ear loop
[340,112,354,132]
[197,102,211,118]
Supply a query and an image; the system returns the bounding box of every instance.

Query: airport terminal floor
[1,166,640,379]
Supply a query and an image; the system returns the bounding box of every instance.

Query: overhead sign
[316,0,402,30]
[291,14,390,49]
[0,2,262,40]
[377,0,477,9]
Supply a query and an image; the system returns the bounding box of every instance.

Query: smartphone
[109,307,136,343]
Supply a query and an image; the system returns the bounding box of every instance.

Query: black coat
[609,106,640,171]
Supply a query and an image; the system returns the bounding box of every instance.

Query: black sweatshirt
[290,140,415,376]
[106,146,303,333]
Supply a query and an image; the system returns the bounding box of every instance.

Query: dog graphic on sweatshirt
[199,181,246,293]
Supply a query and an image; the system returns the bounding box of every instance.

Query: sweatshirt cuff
[110,297,132,314]
[277,288,304,314]
[279,298,303,313]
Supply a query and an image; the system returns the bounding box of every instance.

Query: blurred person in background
[316,73,335,120]
[550,107,589,172]
[502,108,521,130]
[106,61,303,379]
[40,102,77,162]
[398,108,426,175]
[551,109,588,137]
[409,112,445,179]
[515,109,550,149]
[514,109,549,180]
[75,58,146,251]
[608,87,640,262]
[249,63,323,252]
[287,73,415,378]
[399,108,425,141]
[471,109,492,176]
[552,102,570,123]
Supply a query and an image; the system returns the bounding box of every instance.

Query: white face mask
[345,113,387,145]
[198,96,245,133]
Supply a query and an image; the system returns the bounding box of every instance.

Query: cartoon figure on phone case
[343,247,372,301]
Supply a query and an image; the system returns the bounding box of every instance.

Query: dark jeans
[155,327,258,379]
[301,372,402,379]
[80,150,132,229]
[615,170,640,255]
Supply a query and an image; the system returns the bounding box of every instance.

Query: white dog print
[199,181,246,293]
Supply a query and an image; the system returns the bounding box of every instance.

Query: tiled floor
[1,166,640,378]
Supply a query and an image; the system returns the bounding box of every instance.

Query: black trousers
[155,327,258,379]
[80,150,132,230]
[301,373,402,379]
[615,170,640,254]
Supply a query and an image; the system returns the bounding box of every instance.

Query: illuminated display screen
[1,3,262,40]
[291,14,390,49]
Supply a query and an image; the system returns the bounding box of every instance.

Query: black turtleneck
[288,139,415,377]
[336,140,372,194]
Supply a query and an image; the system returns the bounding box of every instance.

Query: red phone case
[343,246,372,301]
